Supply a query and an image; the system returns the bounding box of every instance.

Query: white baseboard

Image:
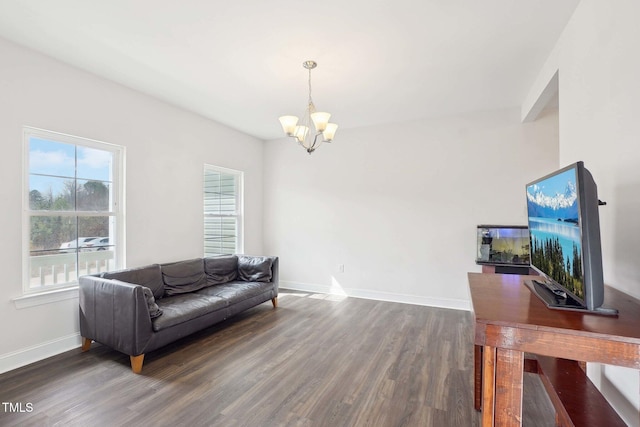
[0,332,81,375]
[279,280,471,311]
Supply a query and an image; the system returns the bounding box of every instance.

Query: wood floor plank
[0,291,556,426]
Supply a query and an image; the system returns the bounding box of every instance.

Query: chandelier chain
[308,66,313,107]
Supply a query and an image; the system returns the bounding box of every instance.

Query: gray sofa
[79,254,278,373]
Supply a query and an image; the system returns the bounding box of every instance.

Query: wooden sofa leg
[81,337,92,352]
[271,297,278,308]
[130,354,145,374]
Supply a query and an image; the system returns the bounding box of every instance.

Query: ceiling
[0,1,579,140]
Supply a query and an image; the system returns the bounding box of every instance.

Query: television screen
[526,165,584,301]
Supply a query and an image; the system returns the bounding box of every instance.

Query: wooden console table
[468,272,640,426]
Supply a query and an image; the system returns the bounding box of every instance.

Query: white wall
[263,107,558,309]
[0,37,264,373]
[544,0,640,424]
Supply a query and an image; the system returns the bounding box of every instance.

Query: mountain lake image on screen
[526,166,584,300]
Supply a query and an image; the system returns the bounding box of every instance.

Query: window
[23,127,124,294]
[204,165,243,256]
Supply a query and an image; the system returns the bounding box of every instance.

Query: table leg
[495,348,524,426]
[474,345,483,411]
[481,346,496,427]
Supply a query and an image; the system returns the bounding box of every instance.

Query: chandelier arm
[310,132,324,153]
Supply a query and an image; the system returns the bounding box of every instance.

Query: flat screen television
[525,161,616,315]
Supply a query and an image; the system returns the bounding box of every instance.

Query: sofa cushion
[161,258,208,296]
[152,293,227,331]
[196,281,273,304]
[102,264,164,299]
[142,286,163,319]
[237,256,273,282]
[204,255,238,285]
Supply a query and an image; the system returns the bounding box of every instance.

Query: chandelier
[279,60,338,154]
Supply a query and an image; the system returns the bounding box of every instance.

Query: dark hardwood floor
[0,291,555,426]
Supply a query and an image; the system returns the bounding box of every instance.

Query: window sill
[13,286,79,309]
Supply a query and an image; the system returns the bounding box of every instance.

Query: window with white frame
[204,165,243,256]
[23,127,124,294]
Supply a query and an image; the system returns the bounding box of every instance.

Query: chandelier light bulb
[311,112,331,132]
[323,123,338,142]
[279,116,299,136]
[294,125,309,143]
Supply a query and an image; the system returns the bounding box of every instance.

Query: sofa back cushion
[237,256,273,282]
[204,255,238,286]
[102,264,164,299]
[161,258,207,296]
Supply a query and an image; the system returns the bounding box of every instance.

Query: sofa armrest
[270,256,279,294]
[79,275,153,356]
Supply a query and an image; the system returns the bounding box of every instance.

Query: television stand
[469,273,639,426]
[525,279,618,316]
